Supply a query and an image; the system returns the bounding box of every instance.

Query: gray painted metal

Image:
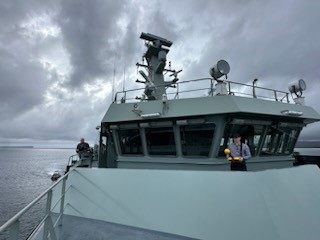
[31,214,194,240]
[102,95,320,124]
[49,165,320,240]
[114,155,295,171]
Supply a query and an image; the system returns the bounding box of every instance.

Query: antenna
[119,60,126,104]
[252,78,258,98]
[111,55,116,102]
[123,60,126,92]
[140,32,172,47]
[139,70,150,82]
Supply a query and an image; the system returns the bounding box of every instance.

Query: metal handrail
[68,154,79,165]
[0,167,75,239]
[114,78,290,104]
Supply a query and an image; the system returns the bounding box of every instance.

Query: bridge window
[180,124,215,156]
[118,129,143,155]
[219,123,265,157]
[146,127,176,155]
[261,126,300,155]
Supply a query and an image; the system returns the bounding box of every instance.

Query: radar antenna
[135,32,181,101]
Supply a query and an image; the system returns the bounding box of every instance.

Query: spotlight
[209,60,230,80]
[288,79,306,97]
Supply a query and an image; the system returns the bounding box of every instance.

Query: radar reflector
[210,60,230,80]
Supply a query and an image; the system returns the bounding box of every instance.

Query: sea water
[0,148,74,239]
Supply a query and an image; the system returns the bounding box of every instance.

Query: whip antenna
[111,55,116,102]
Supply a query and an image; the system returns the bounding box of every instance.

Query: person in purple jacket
[228,133,251,171]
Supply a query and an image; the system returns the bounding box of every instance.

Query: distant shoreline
[295,141,320,148]
[0,146,74,149]
[0,146,34,148]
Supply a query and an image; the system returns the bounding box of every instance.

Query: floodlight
[209,60,230,80]
[288,79,306,96]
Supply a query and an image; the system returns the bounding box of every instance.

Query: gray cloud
[0,0,319,147]
[0,49,47,118]
[56,0,127,87]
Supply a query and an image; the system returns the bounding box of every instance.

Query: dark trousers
[230,162,247,171]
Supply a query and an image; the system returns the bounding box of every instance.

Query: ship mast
[136,32,180,101]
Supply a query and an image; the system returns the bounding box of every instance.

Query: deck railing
[114,78,290,104]
[0,168,74,240]
[67,154,79,166]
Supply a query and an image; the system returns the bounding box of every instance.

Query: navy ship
[1,32,320,240]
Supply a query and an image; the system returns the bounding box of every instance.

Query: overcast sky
[0,0,319,148]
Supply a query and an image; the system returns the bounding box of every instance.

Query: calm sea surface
[0,148,74,239]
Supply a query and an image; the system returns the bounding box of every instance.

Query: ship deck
[28,165,320,240]
[32,213,195,240]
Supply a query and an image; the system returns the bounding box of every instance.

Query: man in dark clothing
[228,133,251,171]
[76,138,90,158]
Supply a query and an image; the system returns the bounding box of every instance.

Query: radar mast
[136,32,181,101]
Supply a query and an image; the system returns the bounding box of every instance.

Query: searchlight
[288,79,307,105]
[209,60,230,95]
[288,79,306,97]
[209,60,230,81]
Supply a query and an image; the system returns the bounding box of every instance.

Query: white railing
[0,168,74,240]
[114,78,290,104]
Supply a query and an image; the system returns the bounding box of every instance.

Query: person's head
[232,133,241,144]
[80,138,84,143]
